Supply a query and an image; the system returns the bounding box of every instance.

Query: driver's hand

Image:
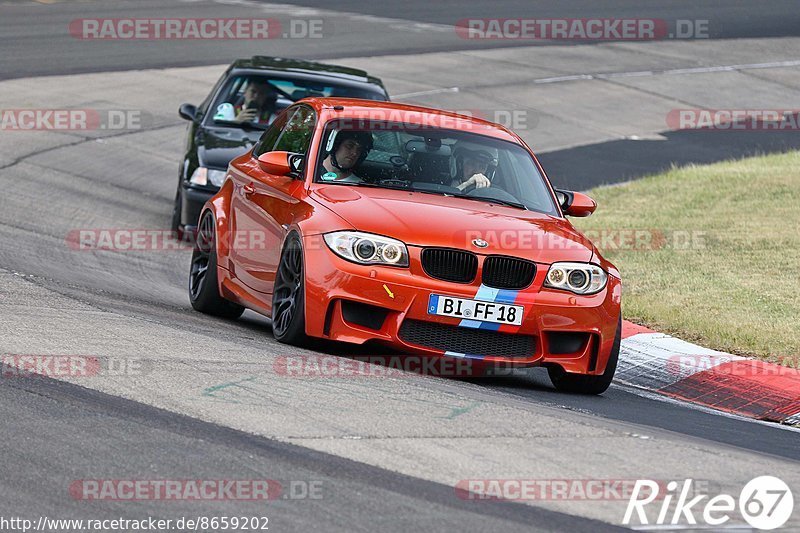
[468,173,491,189]
[234,108,257,123]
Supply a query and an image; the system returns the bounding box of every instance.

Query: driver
[449,141,498,192]
[233,78,278,125]
[319,130,374,183]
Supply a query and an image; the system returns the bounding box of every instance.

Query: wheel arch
[201,179,235,270]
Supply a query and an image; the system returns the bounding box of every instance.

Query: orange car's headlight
[544,262,607,295]
[323,231,409,267]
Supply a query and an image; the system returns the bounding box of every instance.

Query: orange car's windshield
[314,120,559,216]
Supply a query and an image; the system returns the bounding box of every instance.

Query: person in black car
[233,78,278,125]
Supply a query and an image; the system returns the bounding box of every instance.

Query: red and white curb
[618,321,800,425]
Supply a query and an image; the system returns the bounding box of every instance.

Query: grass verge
[572,150,800,363]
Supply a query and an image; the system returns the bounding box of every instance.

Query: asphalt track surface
[2,374,619,532]
[1,0,799,530]
[2,0,800,79]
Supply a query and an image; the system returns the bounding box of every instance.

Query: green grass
[572,151,800,363]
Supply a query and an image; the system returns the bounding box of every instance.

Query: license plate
[427,294,523,326]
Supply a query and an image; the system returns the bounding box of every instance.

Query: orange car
[189,98,622,394]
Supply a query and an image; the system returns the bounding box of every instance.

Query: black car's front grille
[399,319,536,358]
[421,248,477,283]
[482,256,537,289]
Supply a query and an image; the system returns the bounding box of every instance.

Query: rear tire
[548,317,621,395]
[188,211,244,319]
[271,234,307,346]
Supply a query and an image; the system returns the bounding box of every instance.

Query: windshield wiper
[328,182,529,209]
[452,194,528,210]
[349,182,454,198]
[346,182,409,191]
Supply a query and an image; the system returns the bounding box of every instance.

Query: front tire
[188,211,244,319]
[271,234,307,346]
[171,185,183,239]
[548,316,621,395]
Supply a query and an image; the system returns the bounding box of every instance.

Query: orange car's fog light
[341,300,389,331]
[545,331,590,355]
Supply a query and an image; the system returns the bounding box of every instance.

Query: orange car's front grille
[398,319,535,358]
[482,255,537,290]
[421,248,477,283]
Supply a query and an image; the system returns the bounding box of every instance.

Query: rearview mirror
[257,151,292,176]
[404,139,451,156]
[555,189,597,217]
[178,103,197,121]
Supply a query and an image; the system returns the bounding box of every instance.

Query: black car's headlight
[544,262,607,295]
[324,231,409,267]
[189,167,226,187]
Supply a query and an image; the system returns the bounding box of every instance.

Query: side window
[253,109,292,157]
[197,71,230,117]
[273,105,316,155]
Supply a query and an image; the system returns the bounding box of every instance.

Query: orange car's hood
[310,185,594,264]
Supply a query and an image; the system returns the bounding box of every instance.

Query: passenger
[319,130,374,183]
[449,141,498,192]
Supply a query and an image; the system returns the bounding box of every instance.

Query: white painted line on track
[393,87,460,98]
[630,525,757,530]
[534,59,800,84]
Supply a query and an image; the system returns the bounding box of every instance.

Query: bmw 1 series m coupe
[188,98,622,394]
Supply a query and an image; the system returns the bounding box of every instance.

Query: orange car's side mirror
[555,189,597,217]
[257,151,292,176]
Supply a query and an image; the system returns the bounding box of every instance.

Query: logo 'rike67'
[624,477,794,530]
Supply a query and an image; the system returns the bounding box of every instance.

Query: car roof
[299,98,521,143]
[230,56,384,87]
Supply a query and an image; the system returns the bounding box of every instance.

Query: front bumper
[303,236,622,375]
[180,183,219,233]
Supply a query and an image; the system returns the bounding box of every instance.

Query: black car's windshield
[208,75,387,130]
[313,119,559,215]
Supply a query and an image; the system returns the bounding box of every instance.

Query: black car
[172,56,389,237]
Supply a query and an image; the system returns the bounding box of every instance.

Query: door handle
[242,183,255,196]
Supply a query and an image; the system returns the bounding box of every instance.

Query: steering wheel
[460,178,491,195]
[461,182,477,194]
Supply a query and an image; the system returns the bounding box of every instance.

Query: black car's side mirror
[178,103,197,121]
